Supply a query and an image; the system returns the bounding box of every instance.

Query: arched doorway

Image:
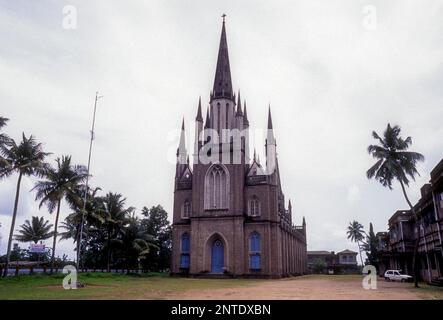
[211,239,224,273]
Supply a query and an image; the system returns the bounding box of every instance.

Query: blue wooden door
[211,240,224,273]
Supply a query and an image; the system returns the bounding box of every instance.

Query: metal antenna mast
[76,91,102,271]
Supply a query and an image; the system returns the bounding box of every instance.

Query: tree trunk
[107,230,111,273]
[399,179,420,288]
[357,242,364,266]
[3,173,23,277]
[50,199,61,274]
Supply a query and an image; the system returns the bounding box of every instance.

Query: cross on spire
[222,13,226,23]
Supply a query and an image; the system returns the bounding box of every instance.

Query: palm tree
[33,155,88,272]
[347,220,366,266]
[60,186,104,268]
[15,216,53,243]
[100,193,133,272]
[0,133,50,277]
[117,216,156,273]
[367,123,424,287]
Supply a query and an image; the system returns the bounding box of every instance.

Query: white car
[384,270,413,282]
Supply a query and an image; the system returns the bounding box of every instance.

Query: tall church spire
[212,15,233,100]
[267,105,273,129]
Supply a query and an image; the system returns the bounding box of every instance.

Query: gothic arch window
[180,233,190,269]
[204,164,229,210]
[249,232,261,270]
[249,196,261,217]
[182,199,191,218]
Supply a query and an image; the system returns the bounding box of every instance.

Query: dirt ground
[169,275,442,300]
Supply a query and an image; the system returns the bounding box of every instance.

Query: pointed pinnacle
[236,90,243,116]
[267,104,273,130]
[196,97,203,121]
[243,101,249,125]
[204,108,210,129]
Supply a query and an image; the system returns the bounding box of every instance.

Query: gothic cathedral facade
[171,19,307,278]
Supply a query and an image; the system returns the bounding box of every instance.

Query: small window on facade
[249,196,260,217]
[182,200,191,218]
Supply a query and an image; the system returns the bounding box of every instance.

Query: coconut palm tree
[367,123,424,287]
[100,193,133,272]
[59,186,104,268]
[117,216,157,273]
[0,133,50,277]
[32,155,88,272]
[15,216,53,243]
[347,220,366,266]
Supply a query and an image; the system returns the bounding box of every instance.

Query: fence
[0,264,146,277]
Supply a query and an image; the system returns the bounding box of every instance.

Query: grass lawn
[0,273,442,300]
[0,272,261,300]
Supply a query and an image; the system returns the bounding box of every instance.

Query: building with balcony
[377,158,443,284]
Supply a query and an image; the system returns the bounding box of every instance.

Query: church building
[171,18,307,278]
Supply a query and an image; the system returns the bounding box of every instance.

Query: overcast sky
[1,0,442,260]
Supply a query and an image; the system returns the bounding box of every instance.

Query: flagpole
[76,91,102,271]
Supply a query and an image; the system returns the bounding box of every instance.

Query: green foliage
[140,205,172,272]
[312,258,327,274]
[0,116,172,276]
[32,155,88,270]
[0,133,50,179]
[15,216,53,244]
[347,221,366,243]
[346,220,367,265]
[0,133,50,277]
[367,123,424,190]
[363,223,379,270]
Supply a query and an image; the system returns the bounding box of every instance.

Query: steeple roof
[177,117,187,164]
[204,108,210,129]
[267,105,273,129]
[243,101,249,126]
[236,90,243,116]
[212,18,233,100]
[196,97,203,121]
